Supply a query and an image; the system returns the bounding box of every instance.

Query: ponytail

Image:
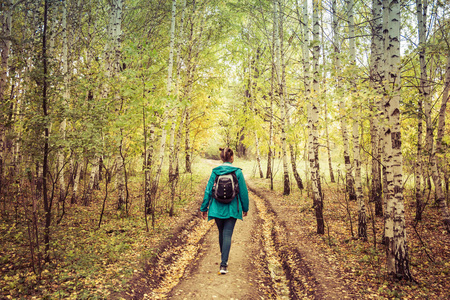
[219,147,234,162]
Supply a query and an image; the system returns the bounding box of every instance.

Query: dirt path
[125,162,355,299]
[157,185,355,299]
[167,195,262,299]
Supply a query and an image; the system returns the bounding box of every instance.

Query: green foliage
[2,0,450,297]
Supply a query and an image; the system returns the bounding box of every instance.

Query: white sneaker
[219,266,228,274]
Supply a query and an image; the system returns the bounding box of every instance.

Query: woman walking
[200,147,249,274]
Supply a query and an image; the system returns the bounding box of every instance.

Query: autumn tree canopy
[1,0,449,297]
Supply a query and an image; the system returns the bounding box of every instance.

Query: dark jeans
[215,217,237,267]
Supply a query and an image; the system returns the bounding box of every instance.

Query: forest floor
[118,160,450,299]
[1,159,449,299]
[121,183,355,299]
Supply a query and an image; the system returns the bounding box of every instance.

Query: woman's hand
[243,211,248,217]
[201,211,208,220]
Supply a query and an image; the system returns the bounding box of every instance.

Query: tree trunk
[42,0,52,263]
[145,123,156,225]
[290,144,304,190]
[57,0,69,204]
[383,0,412,280]
[185,109,192,173]
[151,0,177,208]
[324,96,335,183]
[415,0,428,221]
[84,158,98,206]
[436,53,450,202]
[267,16,276,183]
[250,47,264,179]
[266,95,274,183]
[436,53,450,155]
[332,0,355,201]
[370,0,383,217]
[311,0,324,234]
[320,5,335,184]
[168,0,186,217]
[347,0,366,240]
[110,0,124,210]
[71,158,82,204]
[341,107,356,201]
[297,0,311,197]
[274,0,290,195]
[0,0,12,205]
[117,135,126,210]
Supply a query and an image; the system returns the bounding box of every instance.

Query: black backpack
[212,171,240,204]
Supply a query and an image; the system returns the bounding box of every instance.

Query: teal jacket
[200,162,249,221]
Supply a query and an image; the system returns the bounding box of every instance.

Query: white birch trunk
[110,0,125,209]
[319,1,334,184]
[384,0,412,279]
[71,159,83,204]
[380,0,390,235]
[311,0,324,234]
[383,0,395,276]
[0,0,12,199]
[84,158,98,206]
[267,42,274,181]
[249,48,264,179]
[185,110,191,173]
[168,0,187,216]
[145,123,156,222]
[370,0,383,216]
[57,0,69,203]
[152,0,177,206]
[437,54,450,164]
[0,0,11,101]
[414,0,428,221]
[274,0,290,195]
[299,0,313,196]
[332,0,355,201]
[267,6,276,182]
[347,0,366,239]
[436,54,450,202]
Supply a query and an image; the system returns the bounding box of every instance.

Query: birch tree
[267,6,276,185]
[57,0,69,204]
[332,0,355,201]
[383,0,412,280]
[347,0,366,240]
[414,0,427,222]
[250,47,265,178]
[107,0,125,210]
[0,0,12,205]
[274,0,290,195]
[370,0,383,217]
[151,0,177,208]
[310,0,324,234]
[41,0,52,262]
[168,0,186,216]
[298,0,310,183]
[436,53,450,194]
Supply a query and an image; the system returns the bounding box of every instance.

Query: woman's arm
[237,170,249,213]
[200,172,216,212]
